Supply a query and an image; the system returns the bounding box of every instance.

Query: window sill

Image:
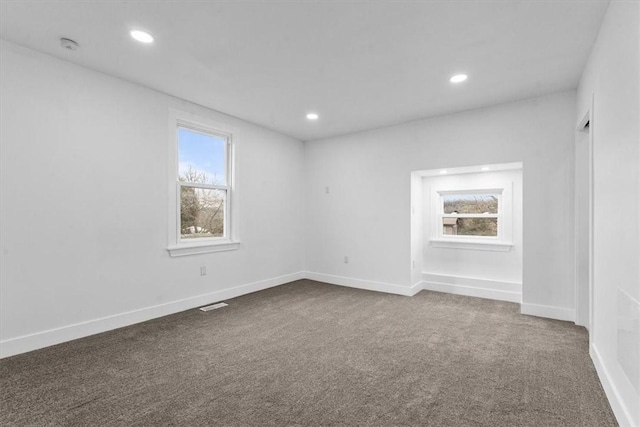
[167,240,240,257]
[430,238,512,252]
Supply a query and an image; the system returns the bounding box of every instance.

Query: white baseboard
[0,271,305,359]
[0,271,579,359]
[421,273,521,303]
[520,302,575,322]
[590,344,636,427]
[304,271,420,296]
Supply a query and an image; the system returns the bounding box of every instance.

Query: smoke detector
[60,38,79,51]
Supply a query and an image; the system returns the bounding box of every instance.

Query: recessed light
[450,74,468,83]
[481,166,490,171]
[130,30,154,44]
[306,113,319,120]
[440,170,447,174]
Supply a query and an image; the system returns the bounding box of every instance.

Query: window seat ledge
[430,239,512,252]
[168,241,240,257]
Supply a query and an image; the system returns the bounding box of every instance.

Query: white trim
[304,272,421,296]
[168,108,240,256]
[430,238,512,251]
[590,344,636,427]
[423,281,520,303]
[422,273,521,303]
[0,271,304,359]
[180,181,228,191]
[167,240,240,257]
[435,188,503,241]
[430,180,515,251]
[415,162,523,177]
[422,273,521,292]
[574,107,594,330]
[520,302,575,322]
[588,95,595,339]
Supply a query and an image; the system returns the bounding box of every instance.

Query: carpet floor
[1,280,616,426]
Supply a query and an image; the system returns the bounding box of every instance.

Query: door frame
[575,104,594,337]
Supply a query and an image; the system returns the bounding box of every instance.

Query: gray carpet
[1,280,616,426]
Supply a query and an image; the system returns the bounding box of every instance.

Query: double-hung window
[431,187,513,251]
[178,124,229,239]
[439,190,501,237]
[168,112,239,257]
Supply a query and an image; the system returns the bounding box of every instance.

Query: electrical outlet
[200,266,207,276]
[412,260,415,268]
[325,186,330,194]
[344,256,349,264]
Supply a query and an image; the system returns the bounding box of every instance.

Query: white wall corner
[520,302,575,322]
[590,344,637,427]
[410,281,424,296]
[0,271,306,359]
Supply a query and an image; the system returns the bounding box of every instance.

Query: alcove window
[431,187,513,251]
[440,191,500,238]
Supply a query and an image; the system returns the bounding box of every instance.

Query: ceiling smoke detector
[60,38,79,51]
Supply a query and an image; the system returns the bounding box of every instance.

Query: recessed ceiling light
[306,113,319,120]
[481,166,490,171]
[450,74,468,83]
[440,170,447,174]
[130,30,154,44]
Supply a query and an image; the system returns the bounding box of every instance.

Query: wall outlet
[344,256,349,264]
[200,266,207,276]
[412,260,415,268]
[325,186,330,194]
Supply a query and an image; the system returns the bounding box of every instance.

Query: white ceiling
[0,0,609,141]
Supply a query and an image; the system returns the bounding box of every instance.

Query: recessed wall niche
[410,162,523,303]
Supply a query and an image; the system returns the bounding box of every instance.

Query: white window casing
[167,109,240,257]
[430,183,514,252]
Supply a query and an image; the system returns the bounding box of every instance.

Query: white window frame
[167,110,240,257]
[430,184,513,252]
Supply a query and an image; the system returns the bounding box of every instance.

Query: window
[431,186,513,251]
[178,125,228,240]
[167,111,239,257]
[440,192,500,237]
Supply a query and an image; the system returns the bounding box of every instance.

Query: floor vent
[199,302,228,312]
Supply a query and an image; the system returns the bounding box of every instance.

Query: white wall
[422,169,523,283]
[410,172,424,287]
[1,16,634,422]
[306,91,576,318]
[576,1,640,425]
[0,41,306,357]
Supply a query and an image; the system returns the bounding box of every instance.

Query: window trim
[430,184,513,252]
[176,121,231,244]
[167,109,240,257]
